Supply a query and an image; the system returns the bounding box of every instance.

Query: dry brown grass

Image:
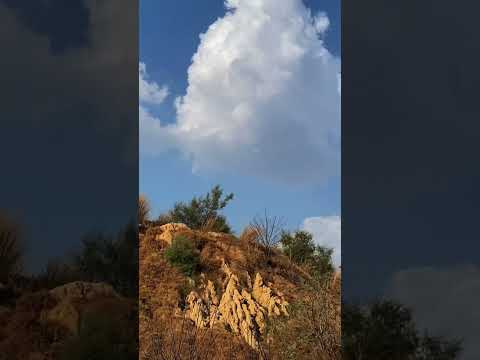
[263,273,341,360]
[140,224,339,360]
[0,290,63,360]
[141,315,259,360]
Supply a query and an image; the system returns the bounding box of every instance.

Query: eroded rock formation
[184,261,289,350]
[252,273,289,317]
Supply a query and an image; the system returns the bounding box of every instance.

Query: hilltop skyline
[139,0,341,266]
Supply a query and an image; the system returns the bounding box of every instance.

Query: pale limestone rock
[252,273,289,317]
[185,280,220,328]
[154,223,190,244]
[43,281,118,335]
[207,231,221,237]
[218,271,264,349]
[49,281,119,302]
[184,263,288,350]
[186,291,209,328]
[205,280,219,306]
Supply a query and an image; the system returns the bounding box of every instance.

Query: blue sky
[139,0,341,265]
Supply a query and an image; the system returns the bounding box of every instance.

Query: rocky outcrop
[252,273,289,317]
[185,279,219,328]
[41,282,120,335]
[184,261,289,350]
[1,280,136,360]
[218,271,266,349]
[48,281,119,302]
[153,223,191,244]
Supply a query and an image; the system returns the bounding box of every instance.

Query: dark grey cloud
[343,0,480,298]
[343,0,480,356]
[1,0,90,54]
[386,266,480,360]
[0,0,138,272]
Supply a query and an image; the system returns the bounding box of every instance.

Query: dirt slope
[139,223,318,359]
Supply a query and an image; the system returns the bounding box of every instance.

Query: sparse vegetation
[157,185,234,233]
[164,235,200,276]
[139,194,151,226]
[264,274,341,360]
[250,210,285,259]
[0,215,23,283]
[142,316,259,360]
[35,258,80,289]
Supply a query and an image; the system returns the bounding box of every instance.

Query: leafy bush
[164,235,200,276]
[158,185,234,233]
[342,300,462,360]
[75,222,138,297]
[280,230,334,277]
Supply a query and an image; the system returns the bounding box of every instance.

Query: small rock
[154,223,191,244]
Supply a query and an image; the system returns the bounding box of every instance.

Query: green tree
[161,185,234,233]
[342,300,462,360]
[281,230,316,264]
[280,230,334,276]
[75,222,138,297]
[164,235,200,276]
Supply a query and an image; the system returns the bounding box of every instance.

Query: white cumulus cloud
[302,215,341,267]
[139,62,174,155]
[139,62,169,104]
[141,0,340,184]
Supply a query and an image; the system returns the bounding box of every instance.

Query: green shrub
[164,235,200,276]
[280,230,334,277]
[280,230,316,264]
[75,222,138,297]
[158,185,234,233]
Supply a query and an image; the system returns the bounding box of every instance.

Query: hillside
[0,281,137,360]
[139,223,341,359]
